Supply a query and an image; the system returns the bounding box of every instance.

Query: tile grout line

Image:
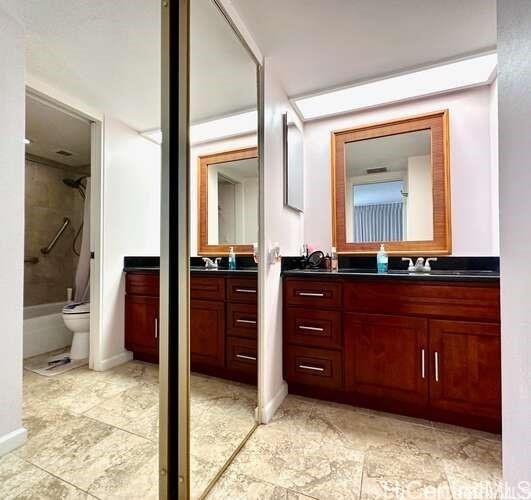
[18,455,101,499]
[82,414,158,443]
[358,452,366,500]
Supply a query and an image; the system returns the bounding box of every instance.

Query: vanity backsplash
[281,255,499,273]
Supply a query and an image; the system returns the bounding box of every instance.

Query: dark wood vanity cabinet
[125,271,257,384]
[428,320,501,424]
[125,272,159,363]
[190,274,258,383]
[283,277,501,432]
[344,313,429,411]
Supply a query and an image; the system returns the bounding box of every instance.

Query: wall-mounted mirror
[189,0,260,497]
[198,147,258,254]
[332,111,451,254]
[283,112,304,212]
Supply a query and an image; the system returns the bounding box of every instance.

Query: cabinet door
[190,299,225,368]
[429,320,501,426]
[125,295,159,359]
[344,313,429,409]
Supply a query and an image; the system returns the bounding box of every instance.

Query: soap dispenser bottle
[228,246,236,270]
[377,244,388,273]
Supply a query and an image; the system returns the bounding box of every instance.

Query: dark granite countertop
[123,266,160,273]
[123,265,257,276]
[189,266,257,276]
[282,268,499,282]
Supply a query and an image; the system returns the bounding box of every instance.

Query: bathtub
[23,302,72,359]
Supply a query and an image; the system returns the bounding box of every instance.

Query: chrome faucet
[202,257,221,269]
[402,257,438,273]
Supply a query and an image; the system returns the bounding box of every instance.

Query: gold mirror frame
[198,146,258,255]
[331,110,451,255]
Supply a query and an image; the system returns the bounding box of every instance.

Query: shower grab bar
[24,256,39,264]
[41,217,71,255]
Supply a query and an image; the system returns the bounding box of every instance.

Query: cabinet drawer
[284,279,342,309]
[343,281,500,322]
[285,307,342,349]
[226,337,257,376]
[191,275,225,301]
[126,272,159,296]
[227,303,257,339]
[285,345,343,390]
[227,278,258,304]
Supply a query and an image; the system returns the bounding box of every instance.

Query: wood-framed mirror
[331,110,451,254]
[198,146,258,255]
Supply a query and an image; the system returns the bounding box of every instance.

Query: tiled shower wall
[24,159,85,306]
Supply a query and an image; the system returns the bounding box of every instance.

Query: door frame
[24,83,104,372]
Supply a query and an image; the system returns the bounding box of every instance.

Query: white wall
[190,134,257,256]
[490,79,499,256]
[243,177,258,242]
[498,0,531,489]
[0,6,27,454]
[260,60,304,422]
[304,86,498,255]
[98,118,161,370]
[407,155,433,241]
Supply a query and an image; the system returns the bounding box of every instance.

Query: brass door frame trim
[160,0,190,498]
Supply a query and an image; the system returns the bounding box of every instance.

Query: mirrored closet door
[189,0,260,497]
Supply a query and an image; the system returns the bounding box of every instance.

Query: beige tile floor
[207,396,503,500]
[1,358,160,500]
[1,355,502,500]
[1,354,257,500]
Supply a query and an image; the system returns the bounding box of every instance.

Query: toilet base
[70,331,90,360]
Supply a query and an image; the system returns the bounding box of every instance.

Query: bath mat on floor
[24,351,88,377]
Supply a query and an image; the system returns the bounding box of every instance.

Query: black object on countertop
[281,255,499,281]
[282,255,499,272]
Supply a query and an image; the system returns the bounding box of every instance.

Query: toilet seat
[63,302,90,315]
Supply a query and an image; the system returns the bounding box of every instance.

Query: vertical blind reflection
[354,202,404,242]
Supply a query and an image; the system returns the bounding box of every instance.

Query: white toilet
[62,302,90,360]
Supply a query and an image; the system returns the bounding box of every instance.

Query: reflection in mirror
[199,148,258,251]
[283,112,304,212]
[345,130,432,243]
[190,0,259,497]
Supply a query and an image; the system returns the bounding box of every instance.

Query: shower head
[63,177,87,200]
[62,177,85,189]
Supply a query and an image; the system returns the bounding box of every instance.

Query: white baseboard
[0,427,27,456]
[92,350,133,371]
[260,381,288,424]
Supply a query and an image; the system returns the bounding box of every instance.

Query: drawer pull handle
[236,354,257,361]
[299,325,324,332]
[299,364,324,372]
[235,288,257,293]
[421,348,425,379]
[154,318,158,339]
[434,352,440,382]
[236,319,257,325]
[298,292,324,297]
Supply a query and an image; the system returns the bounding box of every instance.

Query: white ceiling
[217,158,258,180]
[0,0,161,131]
[26,95,91,169]
[1,0,496,130]
[346,130,430,175]
[190,0,257,124]
[232,0,496,97]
